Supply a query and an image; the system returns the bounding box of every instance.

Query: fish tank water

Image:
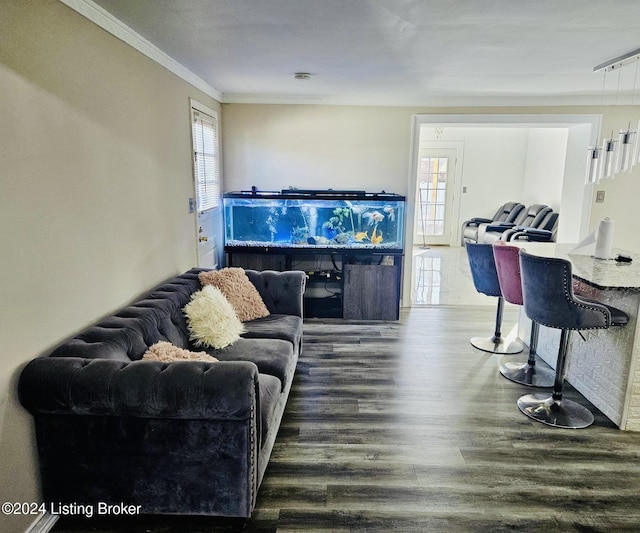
[223,189,405,251]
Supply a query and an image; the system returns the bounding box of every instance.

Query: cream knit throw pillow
[183,285,245,349]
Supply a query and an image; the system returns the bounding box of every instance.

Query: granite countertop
[517,243,640,291]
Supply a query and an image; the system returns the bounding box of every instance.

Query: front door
[197,208,219,268]
[414,148,458,246]
[191,101,222,269]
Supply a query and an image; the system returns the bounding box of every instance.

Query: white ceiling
[88,0,640,106]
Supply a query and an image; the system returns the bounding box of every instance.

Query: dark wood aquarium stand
[226,246,403,320]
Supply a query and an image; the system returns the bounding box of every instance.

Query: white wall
[559,124,594,242]
[523,128,567,211]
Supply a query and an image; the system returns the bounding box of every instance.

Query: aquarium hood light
[281,188,366,196]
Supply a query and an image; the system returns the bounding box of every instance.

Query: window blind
[192,109,220,212]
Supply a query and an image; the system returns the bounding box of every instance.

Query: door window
[417,156,448,237]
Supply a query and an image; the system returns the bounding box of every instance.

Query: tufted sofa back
[244,269,305,317]
[48,269,204,362]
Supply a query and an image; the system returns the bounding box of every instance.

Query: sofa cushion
[204,338,293,391]
[242,314,303,350]
[184,286,245,349]
[258,373,281,446]
[199,268,270,322]
[142,341,218,363]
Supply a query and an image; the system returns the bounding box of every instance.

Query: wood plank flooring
[54,307,640,532]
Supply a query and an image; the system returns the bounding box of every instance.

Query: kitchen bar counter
[516,243,640,430]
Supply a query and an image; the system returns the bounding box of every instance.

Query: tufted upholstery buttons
[244,270,306,318]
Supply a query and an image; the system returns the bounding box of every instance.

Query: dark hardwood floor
[54,307,640,532]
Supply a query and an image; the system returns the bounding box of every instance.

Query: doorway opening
[404,114,601,307]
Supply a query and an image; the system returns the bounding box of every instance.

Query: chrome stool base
[517,393,594,429]
[499,360,555,388]
[470,336,524,354]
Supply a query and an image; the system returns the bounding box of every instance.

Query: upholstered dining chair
[465,242,524,354]
[492,241,555,387]
[517,250,628,429]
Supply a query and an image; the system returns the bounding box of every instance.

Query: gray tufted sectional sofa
[19,267,306,519]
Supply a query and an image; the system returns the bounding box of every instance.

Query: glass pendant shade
[586,147,599,184]
[633,118,640,167]
[616,129,635,174]
[599,138,616,181]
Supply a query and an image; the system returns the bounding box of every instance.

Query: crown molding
[222,92,617,108]
[58,0,223,102]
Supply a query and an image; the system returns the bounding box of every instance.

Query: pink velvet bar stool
[492,241,555,387]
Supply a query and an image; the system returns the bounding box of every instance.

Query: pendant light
[587,46,640,183]
[599,134,617,181]
[633,117,640,168]
[586,146,600,184]
[616,123,635,174]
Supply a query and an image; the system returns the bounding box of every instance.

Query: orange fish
[371,226,383,245]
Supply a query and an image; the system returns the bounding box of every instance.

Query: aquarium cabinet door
[343,264,398,320]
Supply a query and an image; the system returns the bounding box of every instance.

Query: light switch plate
[596,190,605,203]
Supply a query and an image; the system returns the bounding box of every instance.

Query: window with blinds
[191,109,220,212]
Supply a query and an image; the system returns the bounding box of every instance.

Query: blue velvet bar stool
[492,241,555,387]
[518,250,628,429]
[465,242,524,354]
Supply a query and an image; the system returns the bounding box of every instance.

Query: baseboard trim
[25,512,58,533]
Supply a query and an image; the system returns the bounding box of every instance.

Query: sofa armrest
[244,270,307,317]
[484,221,516,231]
[19,357,259,420]
[468,217,493,225]
[509,228,554,242]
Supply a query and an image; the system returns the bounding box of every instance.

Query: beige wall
[222,104,640,252]
[0,1,219,530]
[221,104,412,194]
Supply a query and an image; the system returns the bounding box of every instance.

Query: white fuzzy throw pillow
[198,267,270,322]
[143,341,218,363]
[183,285,245,349]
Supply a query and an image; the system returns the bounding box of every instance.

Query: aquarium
[223,190,405,251]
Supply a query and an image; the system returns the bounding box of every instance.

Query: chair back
[538,211,559,232]
[494,202,524,223]
[492,242,523,305]
[465,243,502,297]
[514,204,551,227]
[519,250,610,330]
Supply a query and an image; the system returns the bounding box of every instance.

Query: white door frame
[401,113,601,308]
